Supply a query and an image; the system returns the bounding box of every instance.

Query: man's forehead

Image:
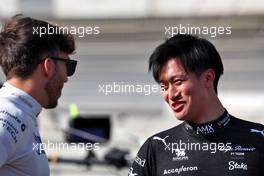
[159,59,187,78]
[164,58,185,69]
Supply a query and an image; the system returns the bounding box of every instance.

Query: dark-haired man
[129,34,264,176]
[0,15,77,175]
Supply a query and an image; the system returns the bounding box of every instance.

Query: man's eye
[160,84,168,91]
[174,80,183,85]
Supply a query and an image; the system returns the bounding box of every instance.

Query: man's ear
[202,69,215,89]
[42,58,55,78]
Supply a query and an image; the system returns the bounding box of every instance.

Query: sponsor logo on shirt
[226,145,256,160]
[225,145,256,152]
[21,123,27,132]
[196,124,215,134]
[128,168,138,176]
[33,134,46,155]
[172,149,189,161]
[217,113,230,126]
[250,128,264,137]
[228,161,247,171]
[230,151,245,160]
[153,136,169,147]
[153,135,173,151]
[163,165,198,175]
[0,111,27,133]
[153,136,189,161]
[0,110,22,124]
[135,155,146,167]
[0,118,19,143]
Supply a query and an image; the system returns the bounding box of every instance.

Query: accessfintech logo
[163,165,198,175]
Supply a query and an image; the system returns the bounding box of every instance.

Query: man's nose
[168,85,180,101]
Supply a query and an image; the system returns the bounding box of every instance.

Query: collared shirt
[129,110,264,176]
[0,82,50,176]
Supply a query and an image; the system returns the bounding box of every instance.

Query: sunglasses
[39,57,77,77]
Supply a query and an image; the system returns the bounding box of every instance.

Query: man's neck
[7,78,44,107]
[190,96,225,124]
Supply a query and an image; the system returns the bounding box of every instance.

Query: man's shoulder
[147,122,185,142]
[135,123,185,156]
[229,115,264,143]
[231,115,263,129]
[0,95,30,141]
[0,93,16,107]
[0,96,24,120]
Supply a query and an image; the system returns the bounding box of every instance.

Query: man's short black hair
[148,34,224,94]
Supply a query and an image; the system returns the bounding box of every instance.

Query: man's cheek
[182,84,195,99]
[161,91,169,102]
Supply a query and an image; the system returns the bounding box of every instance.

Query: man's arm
[129,138,155,176]
[0,135,10,167]
[0,112,22,167]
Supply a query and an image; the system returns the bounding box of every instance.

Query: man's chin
[43,101,58,109]
[174,111,187,121]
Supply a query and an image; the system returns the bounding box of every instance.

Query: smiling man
[129,34,264,176]
[0,15,77,176]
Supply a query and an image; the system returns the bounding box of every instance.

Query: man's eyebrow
[169,74,188,81]
[159,74,188,84]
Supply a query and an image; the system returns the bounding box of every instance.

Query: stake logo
[228,161,247,171]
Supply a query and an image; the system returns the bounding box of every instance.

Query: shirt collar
[184,109,231,136]
[1,82,42,118]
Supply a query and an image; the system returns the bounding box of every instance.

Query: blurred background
[0,0,264,175]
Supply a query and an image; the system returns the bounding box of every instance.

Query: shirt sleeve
[129,138,155,176]
[0,135,9,167]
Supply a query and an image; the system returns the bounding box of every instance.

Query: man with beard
[0,14,77,175]
[129,34,264,176]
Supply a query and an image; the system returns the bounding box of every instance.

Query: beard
[44,73,64,109]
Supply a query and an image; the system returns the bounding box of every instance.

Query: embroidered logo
[250,129,264,137]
